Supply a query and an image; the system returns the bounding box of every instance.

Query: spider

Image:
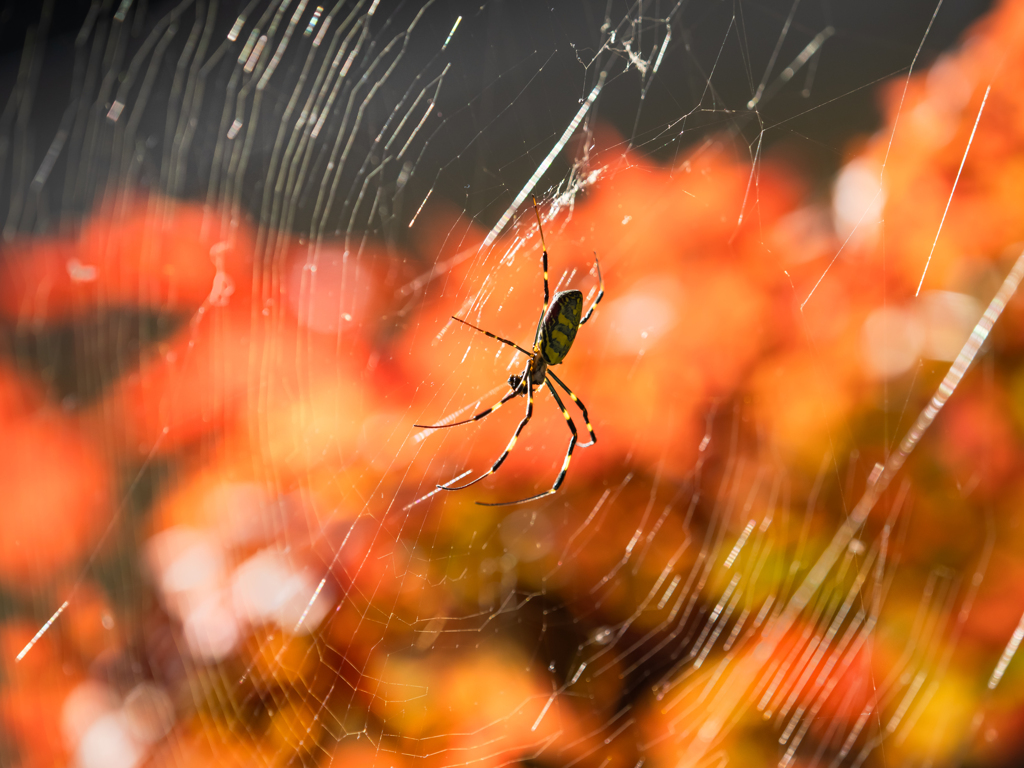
[415,196,604,506]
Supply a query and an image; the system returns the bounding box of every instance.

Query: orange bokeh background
[4,1,1024,766]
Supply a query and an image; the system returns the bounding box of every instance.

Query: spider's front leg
[546,370,596,447]
[579,253,604,326]
[414,387,519,429]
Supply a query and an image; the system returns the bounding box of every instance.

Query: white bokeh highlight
[232,548,333,634]
[860,290,984,379]
[833,158,886,246]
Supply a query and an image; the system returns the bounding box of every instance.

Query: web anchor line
[399,73,606,297]
[678,244,1024,764]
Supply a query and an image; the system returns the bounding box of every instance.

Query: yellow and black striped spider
[415,197,604,506]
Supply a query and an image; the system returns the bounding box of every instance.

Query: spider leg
[437,366,535,492]
[579,253,604,326]
[478,379,579,507]
[532,196,550,319]
[414,386,521,430]
[450,316,531,356]
[545,370,596,447]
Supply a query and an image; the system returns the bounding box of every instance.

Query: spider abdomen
[536,289,583,365]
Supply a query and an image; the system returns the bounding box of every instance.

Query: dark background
[0,0,994,238]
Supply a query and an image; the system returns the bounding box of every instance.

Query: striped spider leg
[477,376,581,507]
[414,195,605,504]
[435,359,535,492]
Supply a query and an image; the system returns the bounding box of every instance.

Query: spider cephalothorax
[415,196,604,506]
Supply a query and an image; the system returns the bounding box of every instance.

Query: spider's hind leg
[477,378,580,507]
[437,364,536,492]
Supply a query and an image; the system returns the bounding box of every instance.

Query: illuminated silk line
[679,243,1024,765]
[292,576,329,636]
[400,73,606,295]
[442,15,461,50]
[531,692,556,731]
[15,602,69,662]
[403,470,472,510]
[412,383,507,444]
[748,0,806,110]
[800,0,945,310]
[15,428,170,662]
[989,608,1024,690]
[748,25,835,111]
[481,72,605,249]
[915,85,991,296]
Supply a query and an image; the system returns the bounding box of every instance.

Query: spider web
[4,1,1024,767]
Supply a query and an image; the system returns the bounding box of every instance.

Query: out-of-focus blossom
[7,1,1024,766]
[0,365,110,585]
